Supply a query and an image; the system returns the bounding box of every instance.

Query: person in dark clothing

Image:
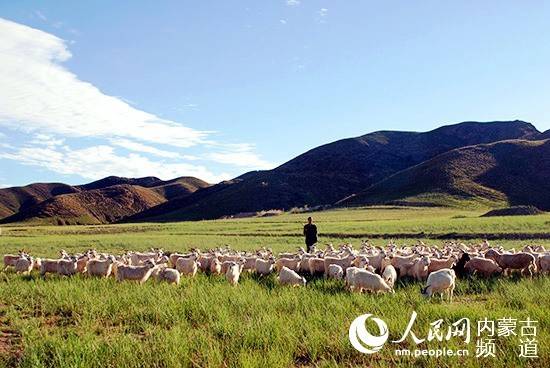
[303,217,317,253]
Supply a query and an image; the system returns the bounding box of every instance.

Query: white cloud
[29,133,65,147]
[280,19,287,25]
[110,138,181,159]
[206,143,273,169]
[0,18,207,149]
[286,0,300,6]
[0,145,230,184]
[0,18,272,183]
[318,8,328,21]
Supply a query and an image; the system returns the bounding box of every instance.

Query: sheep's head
[420,285,430,296]
[485,249,499,261]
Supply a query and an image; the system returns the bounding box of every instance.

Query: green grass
[0,206,549,367]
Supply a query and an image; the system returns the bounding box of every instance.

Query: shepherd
[303,216,318,253]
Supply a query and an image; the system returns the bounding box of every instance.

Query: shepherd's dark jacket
[303,223,317,246]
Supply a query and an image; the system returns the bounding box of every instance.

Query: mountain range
[0,177,208,225]
[0,120,548,224]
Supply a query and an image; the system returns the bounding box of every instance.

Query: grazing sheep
[409,256,431,281]
[33,257,42,271]
[323,254,355,275]
[352,256,369,268]
[197,254,215,272]
[421,268,456,302]
[275,257,301,272]
[116,261,156,284]
[57,257,79,276]
[298,254,315,273]
[3,252,25,270]
[40,259,59,277]
[176,257,198,277]
[428,255,457,274]
[485,249,536,277]
[345,267,361,290]
[155,267,180,285]
[327,264,344,280]
[391,254,420,275]
[86,256,116,278]
[381,265,397,289]
[14,256,34,274]
[226,262,243,286]
[241,256,257,272]
[209,257,222,275]
[538,254,550,274]
[128,250,162,266]
[278,266,306,286]
[347,269,393,294]
[308,257,325,275]
[221,260,238,275]
[464,257,502,277]
[76,255,90,274]
[255,257,275,276]
[169,252,192,267]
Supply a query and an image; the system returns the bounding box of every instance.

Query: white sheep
[33,258,42,271]
[327,264,344,280]
[323,254,355,275]
[226,261,243,286]
[308,257,325,275]
[116,261,156,284]
[40,259,59,277]
[409,256,431,281]
[254,257,275,275]
[421,268,456,302]
[275,257,301,272]
[277,266,306,287]
[347,269,393,294]
[57,257,79,276]
[154,267,181,285]
[3,252,26,270]
[86,256,116,278]
[381,265,397,289]
[14,256,34,274]
[242,256,258,272]
[427,255,457,274]
[209,257,222,275]
[176,257,198,277]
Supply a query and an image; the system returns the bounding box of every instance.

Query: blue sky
[1,1,549,187]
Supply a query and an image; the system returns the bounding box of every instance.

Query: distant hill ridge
[0,176,209,225]
[1,120,547,224]
[128,120,546,222]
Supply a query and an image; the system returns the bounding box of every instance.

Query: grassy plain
[0,206,549,367]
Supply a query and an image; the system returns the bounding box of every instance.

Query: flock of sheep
[3,240,548,302]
